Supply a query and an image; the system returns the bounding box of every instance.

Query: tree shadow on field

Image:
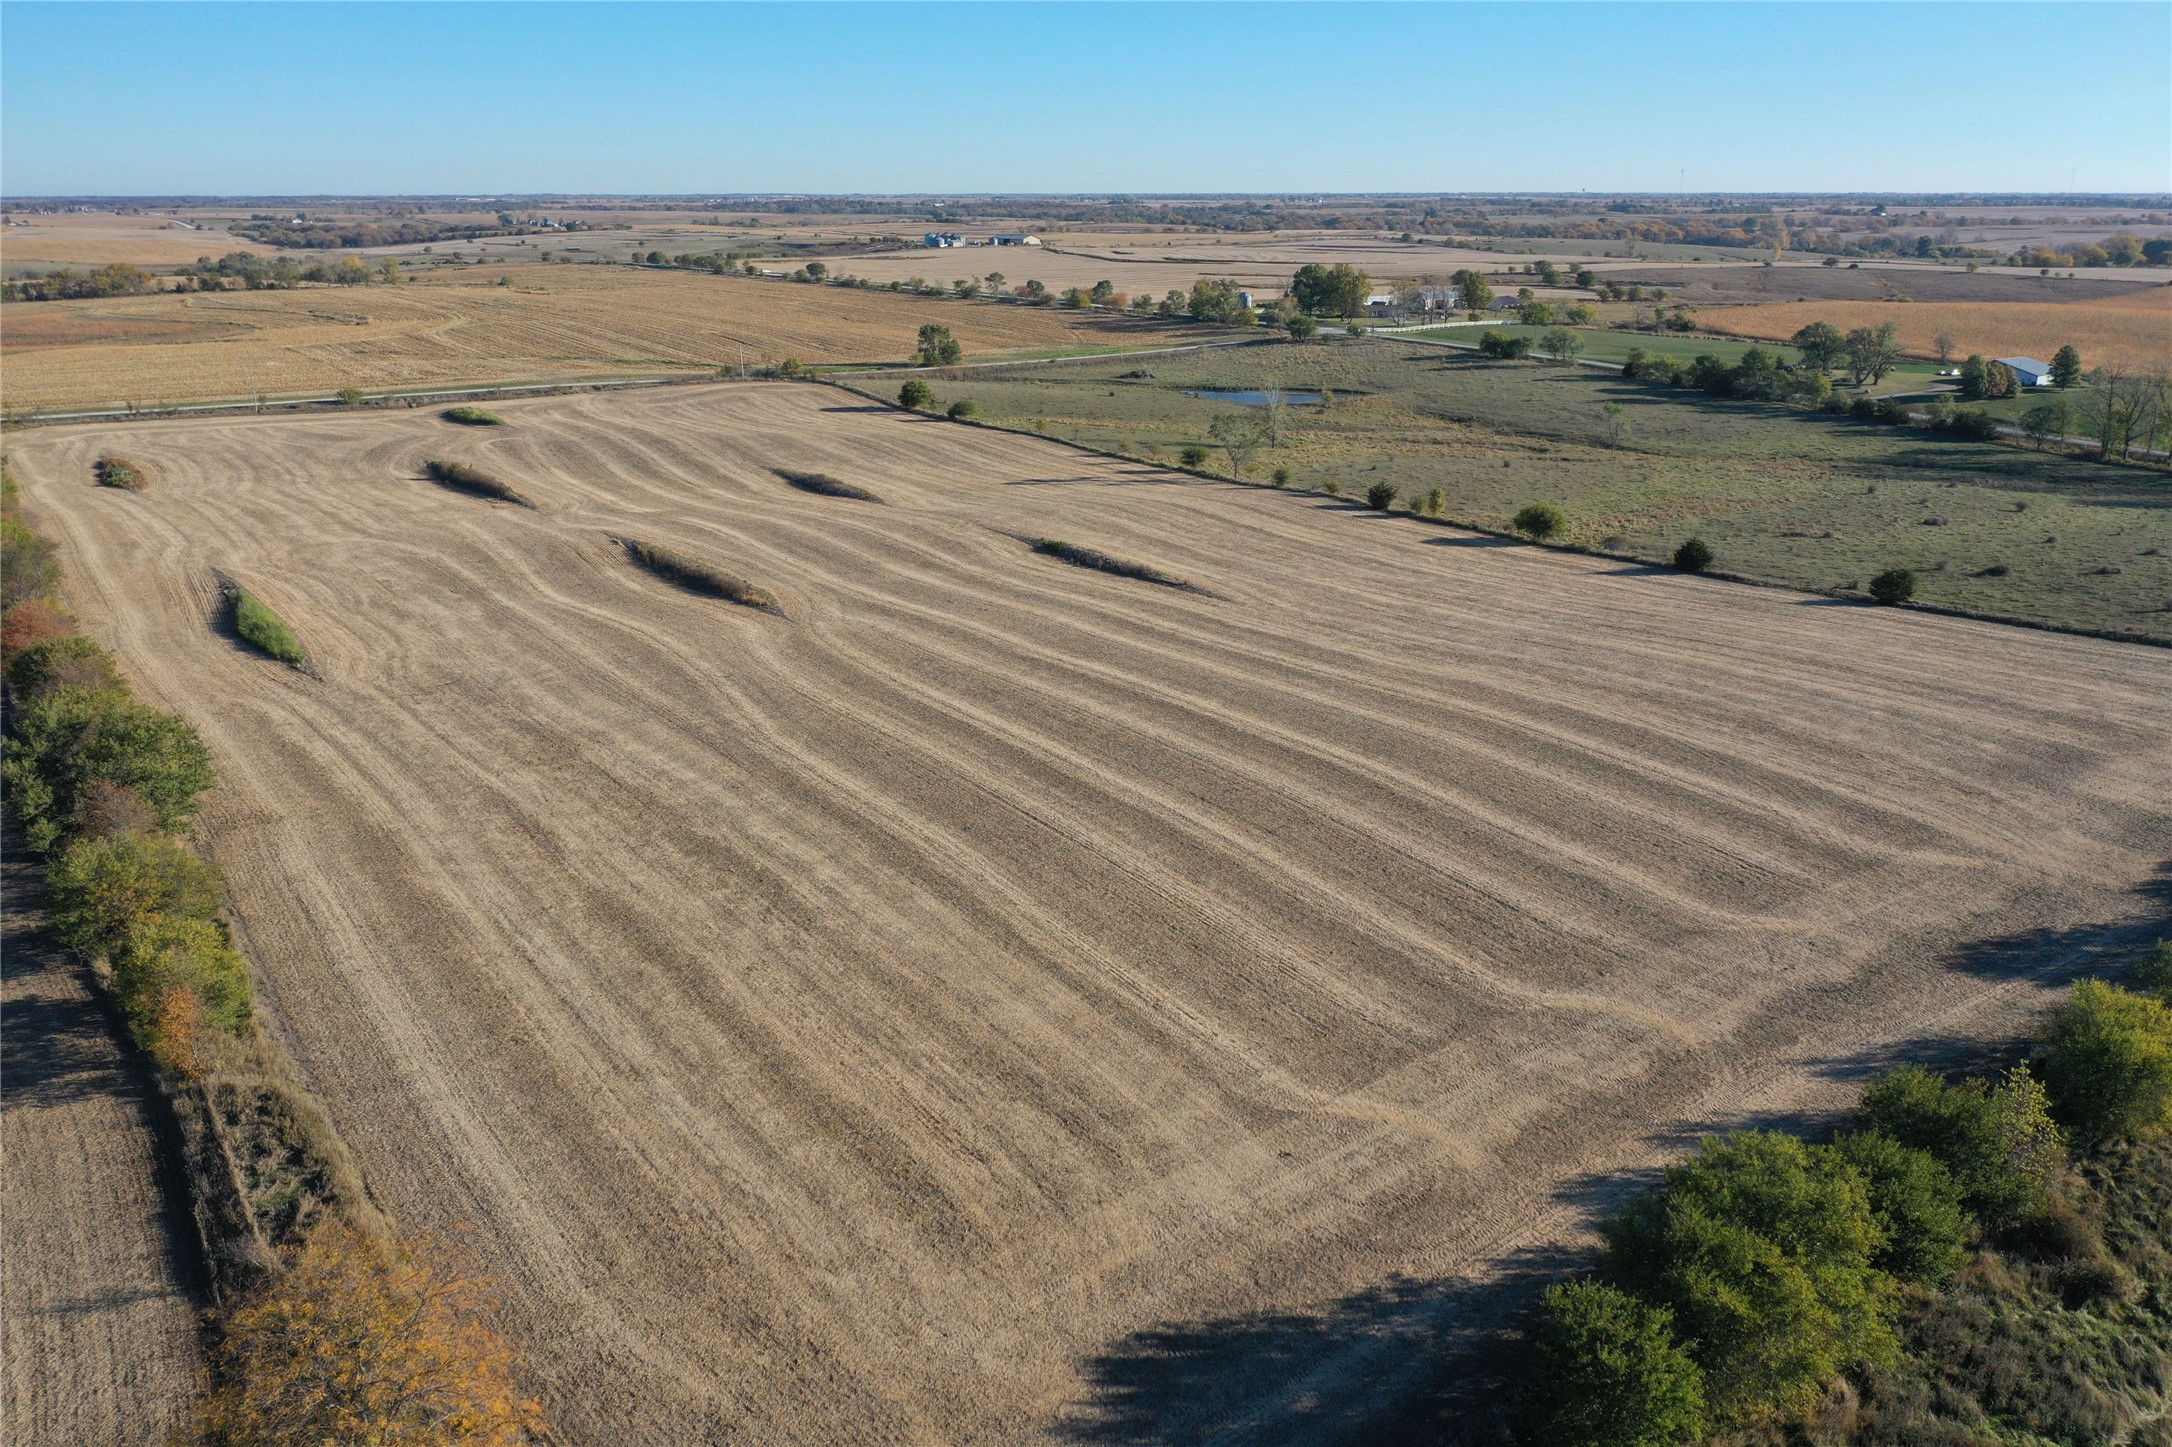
[1422,534,1517,548]
[1055,1247,1584,1447]
[1801,860,2171,1092]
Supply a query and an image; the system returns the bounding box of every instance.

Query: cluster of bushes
[234,215,569,249]
[178,251,402,291]
[423,459,530,507]
[95,455,149,491]
[1027,537,1200,592]
[2007,233,2171,269]
[1623,346,1833,405]
[1,462,540,1443]
[1521,955,2172,1445]
[895,378,976,420]
[622,539,779,612]
[442,406,504,426]
[224,583,310,670]
[2,262,156,302]
[773,468,881,502]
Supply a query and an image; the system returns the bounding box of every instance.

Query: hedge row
[1,460,539,1443]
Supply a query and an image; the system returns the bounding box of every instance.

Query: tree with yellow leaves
[196,1221,540,1446]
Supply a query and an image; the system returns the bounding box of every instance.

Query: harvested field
[1697,288,2172,371]
[2,840,200,1445]
[0,263,1217,413]
[9,383,2171,1444]
[1613,261,2162,306]
[0,212,271,270]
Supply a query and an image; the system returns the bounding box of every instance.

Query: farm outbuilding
[1998,356,2055,386]
[990,233,1041,247]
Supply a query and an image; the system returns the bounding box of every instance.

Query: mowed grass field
[917,341,2172,640]
[0,263,1212,412]
[9,384,2172,1443]
[1695,287,2172,371]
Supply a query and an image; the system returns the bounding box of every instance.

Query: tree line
[2,463,540,1444]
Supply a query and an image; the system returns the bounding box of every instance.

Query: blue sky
[3,2,2167,196]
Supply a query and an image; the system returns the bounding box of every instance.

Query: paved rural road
[2,843,201,1445]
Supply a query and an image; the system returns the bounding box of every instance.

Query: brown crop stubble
[0,263,1221,413]
[7,382,2169,1445]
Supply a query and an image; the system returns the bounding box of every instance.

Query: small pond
[1183,389,1327,406]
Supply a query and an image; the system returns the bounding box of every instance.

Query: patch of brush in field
[772,467,883,502]
[423,459,532,507]
[441,406,505,426]
[622,538,781,613]
[221,580,310,669]
[1027,537,1207,594]
[95,455,149,490]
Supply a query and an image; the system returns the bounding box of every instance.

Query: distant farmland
[918,341,2172,641]
[1695,286,2172,372]
[11,383,2169,1443]
[0,263,1212,412]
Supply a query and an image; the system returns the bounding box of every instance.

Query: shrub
[1834,1132,1969,1283]
[227,585,308,668]
[1028,538,1199,592]
[1522,1281,1705,1447]
[5,633,119,704]
[2,598,73,661]
[1856,1064,2066,1228]
[1478,329,1534,360]
[1271,467,1292,487]
[95,455,149,490]
[898,379,934,410]
[441,406,503,426]
[1606,1132,1895,1426]
[1868,569,1916,605]
[772,469,880,502]
[8,686,216,847]
[45,832,225,959]
[946,399,976,421]
[2039,981,2172,1147]
[73,778,158,840]
[1849,396,1879,420]
[1673,538,1714,573]
[1,513,61,610]
[336,387,366,408]
[1320,479,1342,496]
[196,1220,539,1447]
[1514,502,1567,541]
[2139,940,2172,1000]
[621,539,778,612]
[113,916,253,1070]
[1365,481,1398,511]
[1947,408,1999,442]
[422,460,530,507]
[1178,445,1210,469]
[1420,487,1446,518]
